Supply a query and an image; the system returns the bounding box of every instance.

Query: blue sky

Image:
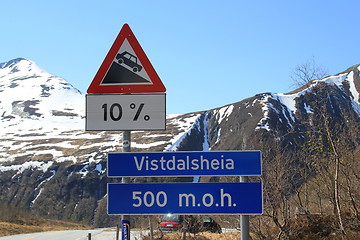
[1,0,359,114]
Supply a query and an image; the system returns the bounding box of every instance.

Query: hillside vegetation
[0,59,359,239]
[0,204,89,237]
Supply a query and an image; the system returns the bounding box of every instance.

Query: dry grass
[0,204,91,237]
[145,231,240,240]
[0,219,90,237]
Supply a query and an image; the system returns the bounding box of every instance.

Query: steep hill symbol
[101,51,150,85]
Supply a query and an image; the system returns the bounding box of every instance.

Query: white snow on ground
[31,188,44,206]
[256,70,360,130]
[304,102,313,114]
[256,94,272,131]
[31,170,56,205]
[132,141,168,149]
[202,112,210,151]
[347,71,359,103]
[216,104,234,124]
[0,59,85,136]
[0,59,118,175]
[0,59,204,180]
[346,71,360,115]
[165,114,201,151]
[0,160,54,175]
[192,113,210,183]
[1,58,359,176]
[211,105,234,144]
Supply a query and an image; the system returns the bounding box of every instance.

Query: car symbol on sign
[116,51,143,72]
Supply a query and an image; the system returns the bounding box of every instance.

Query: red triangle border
[87,24,166,94]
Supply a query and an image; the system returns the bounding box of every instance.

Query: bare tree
[297,83,348,237]
[290,57,329,88]
[256,132,297,239]
[289,59,360,237]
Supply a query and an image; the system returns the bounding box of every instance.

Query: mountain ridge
[0,58,359,227]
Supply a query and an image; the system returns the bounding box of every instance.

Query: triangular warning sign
[87,24,166,94]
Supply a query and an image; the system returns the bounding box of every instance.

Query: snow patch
[216,105,234,124]
[347,72,359,103]
[132,141,167,149]
[0,161,54,175]
[165,114,201,151]
[202,113,210,151]
[346,71,360,115]
[304,103,313,114]
[255,95,272,131]
[255,71,360,130]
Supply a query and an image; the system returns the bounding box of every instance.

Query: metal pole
[240,176,249,240]
[116,223,120,240]
[148,216,154,240]
[122,131,131,240]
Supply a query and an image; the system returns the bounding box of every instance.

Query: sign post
[240,176,250,240]
[86,23,166,240]
[87,23,263,240]
[121,131,131,240]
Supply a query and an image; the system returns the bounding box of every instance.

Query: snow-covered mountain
[0,58,203,224]
[0,58,359,226]
[0,58,198,173]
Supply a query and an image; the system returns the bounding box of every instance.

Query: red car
[159,214,222,233]
[159,214,184,232]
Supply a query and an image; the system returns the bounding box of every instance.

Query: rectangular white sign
[86,94,166,131]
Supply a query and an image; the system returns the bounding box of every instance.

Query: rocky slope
[0,58,359,225]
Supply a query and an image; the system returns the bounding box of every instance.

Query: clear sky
[1,0,359,114]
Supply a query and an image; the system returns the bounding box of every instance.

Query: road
[0,228,149,240]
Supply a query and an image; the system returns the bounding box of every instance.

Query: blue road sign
[108,182,263,215]
[108,151,261,177]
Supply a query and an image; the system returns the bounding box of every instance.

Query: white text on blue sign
[108,151,261,177]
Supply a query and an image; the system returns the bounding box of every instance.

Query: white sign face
[86,94,166,131]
